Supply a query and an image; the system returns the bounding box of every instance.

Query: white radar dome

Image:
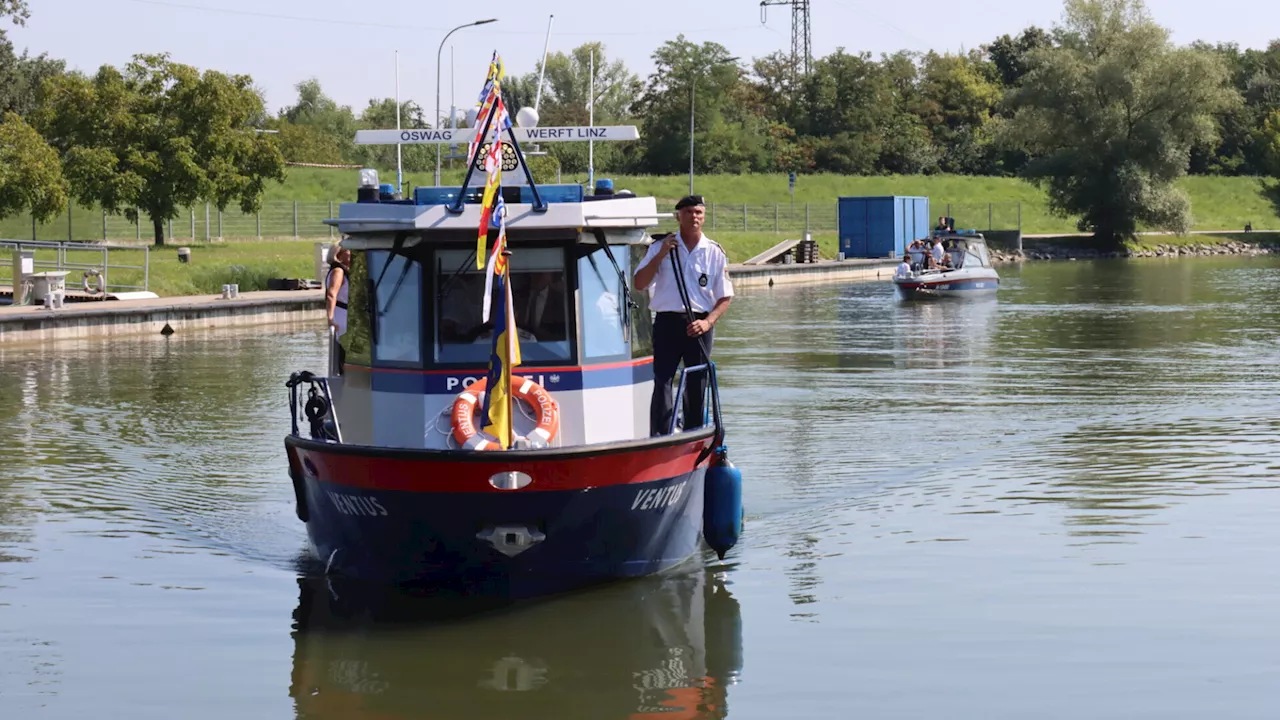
[516,106,539,128]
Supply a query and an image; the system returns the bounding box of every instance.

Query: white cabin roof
[326,194,666,238]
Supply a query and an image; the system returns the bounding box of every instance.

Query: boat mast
[534,15,554,113]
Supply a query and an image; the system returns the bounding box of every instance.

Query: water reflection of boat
[289,569,743,720]
[894,231,1000,299]
[891,291,999,369]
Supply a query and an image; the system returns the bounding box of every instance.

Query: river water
[2,257,1278,719]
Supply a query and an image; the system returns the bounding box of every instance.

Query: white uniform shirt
[639,233,734,313]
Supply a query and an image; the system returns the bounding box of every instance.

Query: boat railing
[287,370,342,443]
[670,362,726,444]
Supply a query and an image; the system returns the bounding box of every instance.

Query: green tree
[986,27,1053,87]
[35,53,286,245]
[1189,40,1280,175]
[1002,0,1238,245]
[515,43,641,174]
[502,72,540,118]
[794,50,885,174]
[0,32,65,116]
[1,0,27,24]
[750,51,803,128]
[917,50,1002,174]
[0,111,67,222]
[357,97,433,172]
[634,36,766,175]
[793,49,939,175]
[272,121,345,165]
[877,51,941,174]
[1258,109,1280,176]
[278,78,360,163]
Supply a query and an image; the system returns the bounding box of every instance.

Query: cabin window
[434,247,572,365]
[629,244,654,359]
[368,250,423,366]
[577,245,630,361]
[340,251,372,366]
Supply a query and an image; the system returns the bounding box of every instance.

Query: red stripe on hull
[288,435,717,493]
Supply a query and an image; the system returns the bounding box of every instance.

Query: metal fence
[0,200,1022,242]
[0,201,345,243]
[940,202,1023,234]
[654,203,843,234]
[0,239,151,295]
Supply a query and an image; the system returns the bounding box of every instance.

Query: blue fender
[703,448,743,559]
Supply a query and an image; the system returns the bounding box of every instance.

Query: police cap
[674,195,705,210]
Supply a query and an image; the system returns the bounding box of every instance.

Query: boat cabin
[324,172,669,451]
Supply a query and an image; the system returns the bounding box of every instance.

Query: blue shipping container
[837,196,931,259]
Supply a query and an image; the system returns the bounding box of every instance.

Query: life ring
[451,377,559,450]
[82,269,105,295]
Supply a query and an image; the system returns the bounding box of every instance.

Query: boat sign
[355,126,640,145]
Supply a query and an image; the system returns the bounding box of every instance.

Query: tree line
[2,0,1279,245]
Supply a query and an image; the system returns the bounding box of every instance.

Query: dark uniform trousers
[650,311,715,436]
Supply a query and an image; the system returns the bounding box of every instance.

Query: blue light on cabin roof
[411,184,584,207]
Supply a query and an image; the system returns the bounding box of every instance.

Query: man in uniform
[634,195,734,436]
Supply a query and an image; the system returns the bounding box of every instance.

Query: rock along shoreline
[989,238,1280,263]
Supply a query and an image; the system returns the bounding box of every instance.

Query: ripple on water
[0,328,323,570]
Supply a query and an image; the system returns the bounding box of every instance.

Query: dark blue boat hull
[286,433,717,598]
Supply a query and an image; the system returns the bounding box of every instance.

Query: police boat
[893,229,1001,299]
[282,80,743,597]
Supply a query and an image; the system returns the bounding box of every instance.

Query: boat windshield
[963,241,991,267]
[434,246,572,364]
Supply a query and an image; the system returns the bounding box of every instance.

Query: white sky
[7,0,1277,119]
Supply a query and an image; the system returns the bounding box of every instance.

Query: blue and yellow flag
[472,52,512,270]
[479,257,522,449]
[476,96,507,269]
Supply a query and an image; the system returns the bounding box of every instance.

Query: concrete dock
[728,258,896,290]
[0,259,895,346]
[0,289,325,346]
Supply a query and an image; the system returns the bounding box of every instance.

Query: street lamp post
[436,18,498,187]
[688,56,739,197]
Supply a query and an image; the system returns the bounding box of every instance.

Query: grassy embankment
[273,168,1280,234]
[3,169,1277,296]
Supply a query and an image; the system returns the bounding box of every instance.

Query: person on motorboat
[634,194,734,436]
[895,254,912,279]
[934,216,950,232]
[906,238,929,269]
[930,236,946,268]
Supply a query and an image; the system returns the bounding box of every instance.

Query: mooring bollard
[221,284,232,299]
[178,247,191,264]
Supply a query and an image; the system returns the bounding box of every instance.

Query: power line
[124,0,426,31]
[122,0,763,38]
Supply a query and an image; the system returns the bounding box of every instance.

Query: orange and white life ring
[451,377,560,450]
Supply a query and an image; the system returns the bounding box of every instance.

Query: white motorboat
[893,230,1001,299]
